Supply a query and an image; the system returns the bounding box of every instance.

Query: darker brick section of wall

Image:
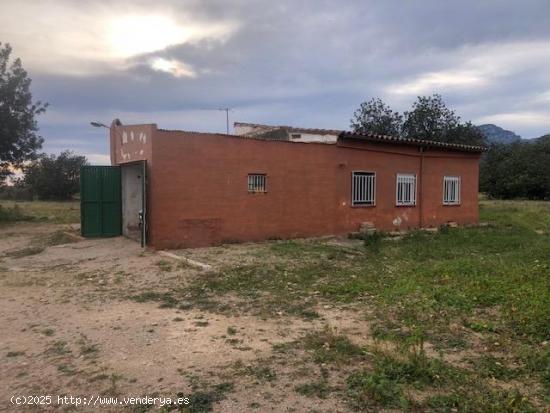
[143,130,480,249]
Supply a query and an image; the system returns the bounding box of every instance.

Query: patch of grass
[347,368,406,409]
[57,363,77,375]
[47,340,71,356]
[105,373,123,396]
[194,321,209,327]
[42,230,79,246]
[0,204,33,223]
[88,373,110,382]
[246,366,277,383]
[130,291,178,308]
[463,319,497,333]
[0,201,80,224]
[156,260,172,272]
[227,326,238,335]
[347,342,469,410]
[372,348,465,388]
[426,387,536,413]
[474,355,520,380]
[302,327,366,364]
[517,345,550,394]
[6,351,25,357]
[41,328,55,336]
[295,380,332,399]
[78,335,99,358]
[182,382,234,413]
[351,231,385,252]
[5,246,44,258]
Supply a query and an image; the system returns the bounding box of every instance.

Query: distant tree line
[480,138,550,199]
[0,151,87,201]
[351,95,550,200]
[1,42,87,201]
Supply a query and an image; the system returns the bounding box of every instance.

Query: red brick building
[108,121,483,249]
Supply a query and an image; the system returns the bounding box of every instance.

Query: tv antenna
[200,107,232,134]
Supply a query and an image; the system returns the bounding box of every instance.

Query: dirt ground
[1,222,372,412]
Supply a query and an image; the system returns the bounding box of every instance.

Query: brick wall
[143,129,480,249]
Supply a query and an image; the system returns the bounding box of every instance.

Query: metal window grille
[396,174,416,206]
[248,174,266,192]
[443,176,460,204]
[352,172,376,206]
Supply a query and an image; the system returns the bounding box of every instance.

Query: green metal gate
[80,166,122,237]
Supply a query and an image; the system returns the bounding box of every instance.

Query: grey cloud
[9,0,550,160]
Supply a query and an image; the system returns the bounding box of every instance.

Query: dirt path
[1,222,370,412]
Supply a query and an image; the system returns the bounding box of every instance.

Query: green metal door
[80,166,122,237]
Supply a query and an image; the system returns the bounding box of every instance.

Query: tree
[402,94,460,141]
[350,94,486,146]
[445,121,487,147]
[0,43,47,184]
[480,138,550,199]
[350,98,403,136]
[23,151,87,200]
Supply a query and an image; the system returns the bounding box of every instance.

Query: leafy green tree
[480,137,550,199]
[0,43,47,184]
[444,121,487,147]
[402,94,459,141]
[23,151,87,200]
[351,94,486,146]
[350,98,403,136]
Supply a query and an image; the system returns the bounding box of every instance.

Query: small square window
[396,174,416,206]
[248,174,266,192]
[352,172,376,206]
[443,176,460,204]
[290,133,302,139]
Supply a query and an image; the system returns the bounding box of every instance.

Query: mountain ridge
[476,124,522,144]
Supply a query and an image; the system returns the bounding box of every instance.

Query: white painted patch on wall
[139,132,147,143]
[130,131,135,141]
[392,217,402,226]
[120,147,131,161]
[122,131,128,144]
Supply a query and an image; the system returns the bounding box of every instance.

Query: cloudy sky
[1,0,549,163]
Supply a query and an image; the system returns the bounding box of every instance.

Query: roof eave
[338,132,487,153]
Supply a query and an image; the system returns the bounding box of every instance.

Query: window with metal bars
[247,174,266,193]
[443,176,460,204]
[396,173,416,206]
[351,172,376,206]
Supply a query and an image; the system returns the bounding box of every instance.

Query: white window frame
[396,173,417,206]
[351,171,376,206]
[443,176,461,205]
[248,174,266,193]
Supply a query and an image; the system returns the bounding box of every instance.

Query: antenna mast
[200,107,232,134]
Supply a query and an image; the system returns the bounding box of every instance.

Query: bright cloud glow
[0,2,236,76]
[389,71,485,95]
[107,15,193,58]
[387,41,550,96]
[477,111,550,127]
[150,57,196,77]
